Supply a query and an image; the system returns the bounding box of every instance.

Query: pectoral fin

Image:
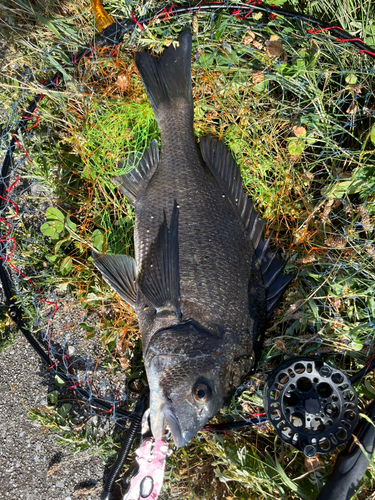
[92,252,137,307]
[138,201,180,316]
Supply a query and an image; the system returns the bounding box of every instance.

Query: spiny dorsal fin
[200,135,261,233]
[92,252,137,308]
[113,139,159,205]
[199,134,294,317]
[138,201,180,316]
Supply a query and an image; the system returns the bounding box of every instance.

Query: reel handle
[316,400,375,500]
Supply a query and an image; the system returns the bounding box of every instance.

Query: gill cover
[145,321,227,447]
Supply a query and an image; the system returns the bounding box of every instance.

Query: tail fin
[135,30,193,119]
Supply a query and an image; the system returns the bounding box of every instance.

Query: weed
[28,397,120,459]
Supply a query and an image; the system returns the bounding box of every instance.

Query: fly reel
[264,357,359,457]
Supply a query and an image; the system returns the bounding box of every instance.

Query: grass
[1,0,375,498]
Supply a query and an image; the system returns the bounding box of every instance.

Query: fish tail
[135,30,193,121]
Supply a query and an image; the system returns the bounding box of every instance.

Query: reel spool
[264,357,359,457]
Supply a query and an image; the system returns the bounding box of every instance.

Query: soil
[0,329,106,500]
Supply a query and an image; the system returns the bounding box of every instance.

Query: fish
[92,29,293,448]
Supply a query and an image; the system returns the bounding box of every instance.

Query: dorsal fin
[113,139,159,205]
[199,135,261,233]
[199,134,294,317]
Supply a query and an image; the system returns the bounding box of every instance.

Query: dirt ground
[0,329,107,500]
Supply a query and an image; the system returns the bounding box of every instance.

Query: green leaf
[46,54,71,82]
[46,207,65,221]
[370,124,375,146]
[288,138,305,156]
[54,375,66,388]
[47,254,60,263]
[364,379,375,398]
[65,216,77,231]
[54,237,71,253]
[47,390,58,406]
[270,452,310,499]
[305,133,317,145]
[80,322,96,333]
[198,50,215,67]
[345,74,357,85]
[41,222,60,238]
[33,13,64,39]
[350,341,364,352]
[213,14,227,41]
[322,178,363,199]
[252,79,268,94]
[57,403,72,419]
[285,320,301,336]
[105,338,116,352]
[92,229,105,251]
[308,298,321,323]
[60,256,73,276]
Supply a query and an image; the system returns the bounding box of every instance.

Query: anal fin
[113,139,159,205]
[92,252,137,308]
[138,201,180,317]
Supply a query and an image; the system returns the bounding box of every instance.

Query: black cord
[102,389,149,500]
[118,2,375,58]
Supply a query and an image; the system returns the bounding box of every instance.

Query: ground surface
[0,332,106,500]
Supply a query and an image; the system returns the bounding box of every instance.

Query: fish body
[93,30,292,447]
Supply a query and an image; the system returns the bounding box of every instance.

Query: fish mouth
[150,403,186,447]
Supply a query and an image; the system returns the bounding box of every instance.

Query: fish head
[145,321,236,447]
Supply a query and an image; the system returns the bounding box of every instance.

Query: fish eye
[193,383,211,404]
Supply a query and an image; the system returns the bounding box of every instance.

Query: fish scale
[93,29,293,448]
[135,122,254,336]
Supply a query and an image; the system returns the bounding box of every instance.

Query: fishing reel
[264,357,359,457]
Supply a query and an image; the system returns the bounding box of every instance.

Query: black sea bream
[93,30,293,447]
